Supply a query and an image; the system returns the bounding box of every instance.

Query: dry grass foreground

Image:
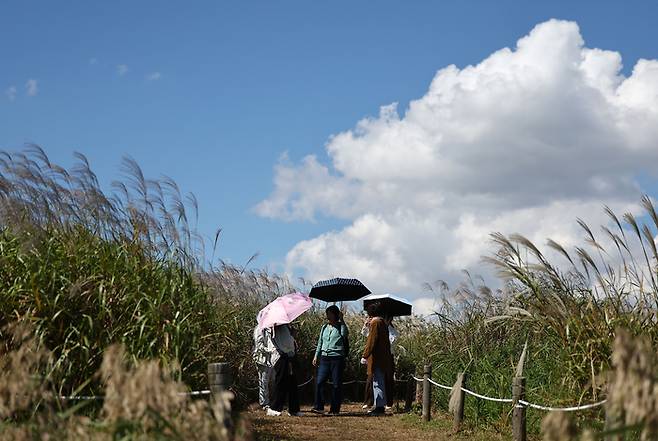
[249,404,517,441]
[0,322,237,440]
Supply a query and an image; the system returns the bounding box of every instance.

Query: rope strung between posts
[58,372,606,411]
[412,375,605,411]
[60,377,378,398]
[297,377,370,388]
[182,390,212,396]
[59,390,213,400]
[331,379,361,385]
[461,386,513,403]
[412,375,451,391]
[518,399,607,412]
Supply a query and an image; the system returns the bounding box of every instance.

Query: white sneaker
[266,408,282,416]
[362,404,369,409]
[287,411,303,417]
[385,406,392,411]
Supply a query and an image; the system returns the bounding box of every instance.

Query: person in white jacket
[253,325,276,409]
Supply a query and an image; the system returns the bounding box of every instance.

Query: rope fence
[58,390,213,401]
[59,395,105,401]
[412,374,604,410]
[518,399,607,412]
[462,386,514,404]
[53,360,610,441]
[299,377,409,388]
[411,364,609,441]
[57,375,378,401]
[183,390,212,397]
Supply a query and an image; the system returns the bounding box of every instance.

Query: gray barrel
[208,362,232,394]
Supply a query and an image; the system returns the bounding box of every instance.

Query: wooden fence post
[208,362,232,395]
[452,372,466,433]
[208,362,234,433]
[512,377,526,441]
[422,364,432,422]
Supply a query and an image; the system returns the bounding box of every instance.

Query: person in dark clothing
[267,324,301,417]
[311,305,349,415]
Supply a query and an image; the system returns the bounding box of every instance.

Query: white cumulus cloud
[117,64,129,76]
[5,86,17,101]
[412,297,440,316]
[146,72,162,81]
[25,79,38,97]
[257,19,658,300]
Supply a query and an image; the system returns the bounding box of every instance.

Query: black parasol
[309,278,371,302]
[362,293,413,317]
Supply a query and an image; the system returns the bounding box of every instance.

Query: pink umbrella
[257,292,313,330]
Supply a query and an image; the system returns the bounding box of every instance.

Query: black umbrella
[309,278,371,302]
[362,293,413,317]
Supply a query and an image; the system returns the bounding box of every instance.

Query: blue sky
[2,1,658,302]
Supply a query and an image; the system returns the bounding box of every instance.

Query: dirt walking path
[249,404,513,441]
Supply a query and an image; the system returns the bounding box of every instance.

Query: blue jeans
[372,367,386,409]
[314,356,345,413]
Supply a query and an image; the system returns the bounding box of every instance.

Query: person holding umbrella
[360,313,399,410]
[360,301,393,415]
[311,305,349,416]
[267,323,302,416]
[256,292,312,417]
[360,293,411,410]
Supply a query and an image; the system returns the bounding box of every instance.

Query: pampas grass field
[2,146,658,439]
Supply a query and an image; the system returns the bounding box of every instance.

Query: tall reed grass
[390,197,658,434]
[3,146,658,438]
[0,147,299,400]
[0,322,240,440]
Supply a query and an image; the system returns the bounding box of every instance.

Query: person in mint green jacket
[311,305,349,415]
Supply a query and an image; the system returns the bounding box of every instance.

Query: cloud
[412,297,439,316]
[25,79,38,97]
[258,20,658,300]
[117,64,129,76]
[146,72,162,81]
[89,57,98,65]
[5,86,17,101]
